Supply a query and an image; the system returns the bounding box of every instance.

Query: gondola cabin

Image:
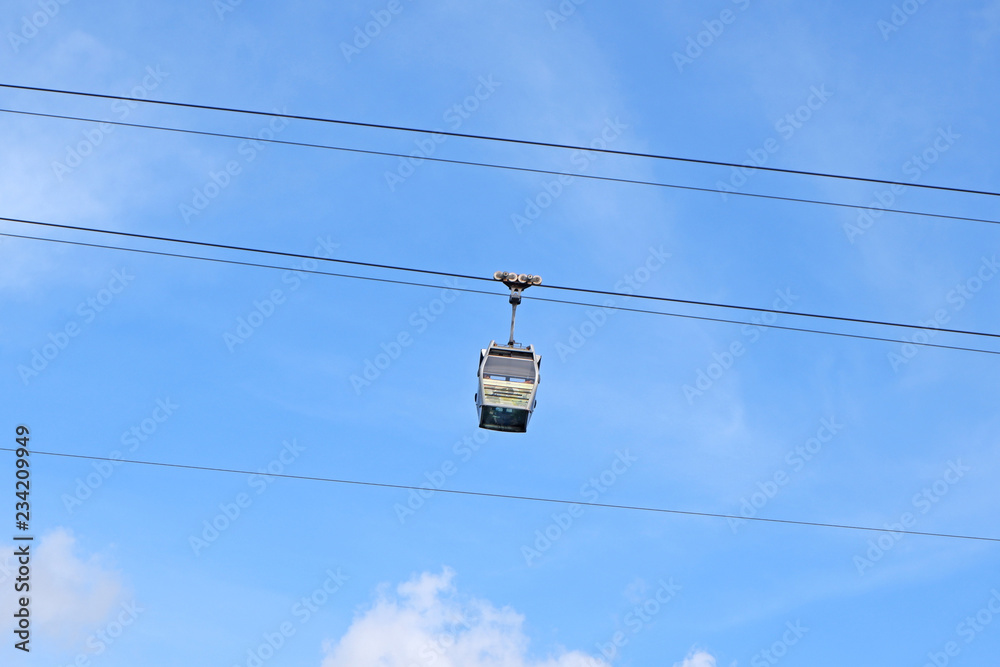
[475,341,541,433]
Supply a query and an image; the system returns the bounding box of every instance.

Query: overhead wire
[3,214,1000,344]
[2,227,998,358]
[3,446,998,544]
[2,82,998,199]
[0,229,499,296]
[0,215,487,285]
[3,106,998,230]
[3,87,998,544]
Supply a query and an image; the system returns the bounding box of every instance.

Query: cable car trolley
[475,272,543,433]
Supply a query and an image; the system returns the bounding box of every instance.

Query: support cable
[3,215,1000,343]
[2,106,997,229]
[2,228,998,357]
[3,446,997,544]
[1,82,997,198]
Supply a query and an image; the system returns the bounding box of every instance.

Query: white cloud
[321,568,606,667]
[673,650,717,667]
[0,528,126,645]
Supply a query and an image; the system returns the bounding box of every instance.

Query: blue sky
[2,1,1000,666]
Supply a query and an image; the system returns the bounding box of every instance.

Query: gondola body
[475,340,541,433]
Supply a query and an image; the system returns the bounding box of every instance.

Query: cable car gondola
[475,272,542,433]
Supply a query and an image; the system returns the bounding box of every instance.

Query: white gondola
[475,341,541,432]
[475,271,543,433]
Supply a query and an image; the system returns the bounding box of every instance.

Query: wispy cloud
[0,528,126,646]
[673,649,717,667]
[320,568,607,667]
